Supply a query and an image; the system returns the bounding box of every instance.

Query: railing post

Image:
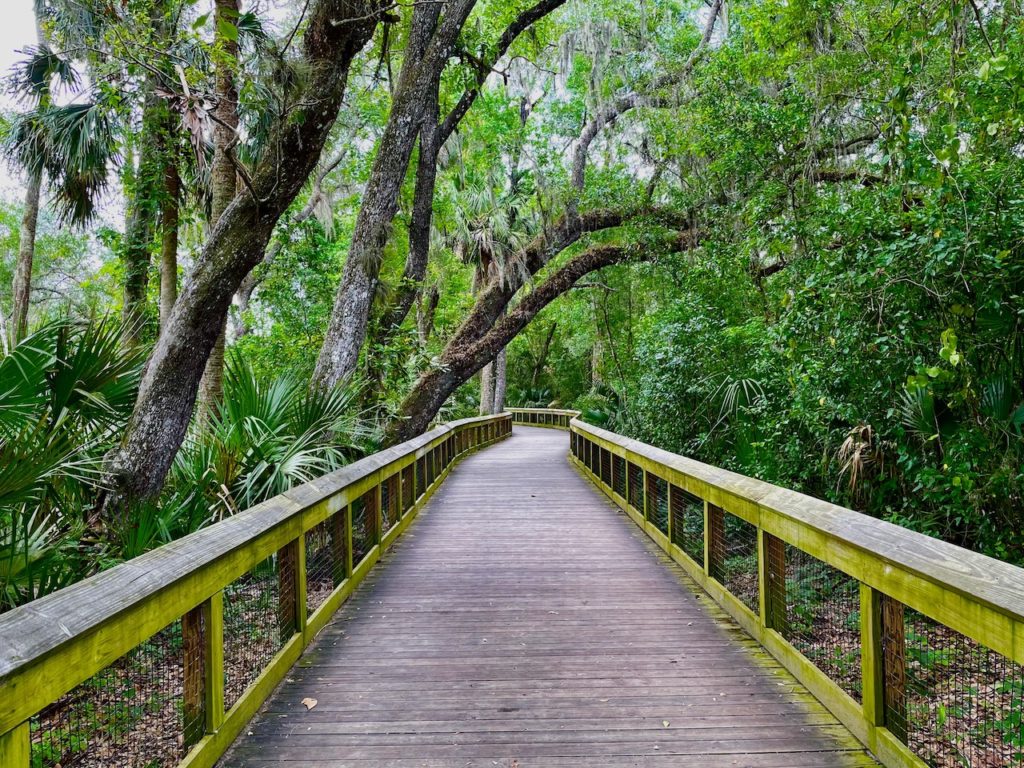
[0,722,29,767]
[331,508,348,583]
[344,502,354,576]
[183,589,225,745]
[0,723,28,768]
[623,452,629,502]
[373,479,383,546]
[204,591,225,730]
[860,584,884,733]
[182,603,206,745]
[665,483,673,543]
[643,470,653,523]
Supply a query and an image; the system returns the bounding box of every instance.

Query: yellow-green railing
[0,414,512,768]
[566,415,1023,768]
[508,407,579,430]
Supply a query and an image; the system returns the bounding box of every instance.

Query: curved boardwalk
[222,427,878,767]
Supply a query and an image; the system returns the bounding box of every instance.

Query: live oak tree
[97,0,387,519]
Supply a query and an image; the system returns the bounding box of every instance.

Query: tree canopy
[1,0,1023,606]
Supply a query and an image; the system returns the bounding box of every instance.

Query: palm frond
[6,102,119,224]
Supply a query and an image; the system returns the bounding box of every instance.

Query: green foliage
[0,317,143,609]
[170,353,374,523]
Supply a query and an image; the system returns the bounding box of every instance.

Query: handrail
[565,414,1023,768]
[507,407,579,430]
[0,413,512,768]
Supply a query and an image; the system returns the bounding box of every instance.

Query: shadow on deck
[221,427,877,767]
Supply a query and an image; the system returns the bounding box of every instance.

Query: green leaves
[217,18,239,43]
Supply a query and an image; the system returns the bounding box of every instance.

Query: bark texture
[315,0,569,389]
[11,170,41,341]
[479,361,495,415]
[158,156,180,330]
[312,0,466,390]
[198,0,241,416]
[493,346,507,412]
[99,0,385,518]
[121,108,161,348]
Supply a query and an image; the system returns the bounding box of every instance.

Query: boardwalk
[222,427,878,767]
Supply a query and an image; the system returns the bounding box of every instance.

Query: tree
[312,0,568,391]
[197,0,242,415]
[97,0,387,519]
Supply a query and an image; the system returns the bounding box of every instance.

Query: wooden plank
[220,427,876,768]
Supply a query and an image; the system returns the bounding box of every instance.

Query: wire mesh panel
[767,541,862,702]
[401,464,414,513]
[416,456,426,498]
[881,598,1024,767]
[222,554,287,710]
[600,448,612,486]
[612,455,626,499]
[305,513,346,615]
[646,474,669,535]
[708,509,759,613]
[670,485,704,564]
[30,619,189,767]
[350,496,369,568]
[627,462,645,513]
[381,473,400,532]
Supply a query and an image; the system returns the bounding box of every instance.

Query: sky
[0,1,40,198]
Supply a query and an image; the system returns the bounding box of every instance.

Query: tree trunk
[121,93,163,348]
[313,1,462,391]
[416,284,439,346]
[386,229,697,443]
[377,83,441,340]
[384,234,692,445]
[198,0,241,418]
[479,361,495,415]
[98,0,385,519]
[11,170,41,342]
[493,346,507,412]
[159,158,180,330]
[315,0,567,391]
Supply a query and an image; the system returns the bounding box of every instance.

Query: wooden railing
[508,407,579,430]
[0,414,512,768]
[567,415,1023,768]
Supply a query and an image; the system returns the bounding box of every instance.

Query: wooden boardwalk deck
[221,427,878,767]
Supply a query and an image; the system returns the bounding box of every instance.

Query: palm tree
[4,12,80,343]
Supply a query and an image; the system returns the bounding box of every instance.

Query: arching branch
[385,228,700,444]
[570,0,723,193]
